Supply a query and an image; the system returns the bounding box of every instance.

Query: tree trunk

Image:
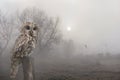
[22,56,35,80]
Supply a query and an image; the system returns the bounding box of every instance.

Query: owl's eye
[33,27,37,30]
[25,26,30,30]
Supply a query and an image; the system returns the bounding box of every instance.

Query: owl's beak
[29,31,33,36]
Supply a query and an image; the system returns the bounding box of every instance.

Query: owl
[10,22,39,79]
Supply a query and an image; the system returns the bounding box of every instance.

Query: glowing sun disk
[67,27,71,31]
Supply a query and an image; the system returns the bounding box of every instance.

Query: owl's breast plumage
[12,34,37,58]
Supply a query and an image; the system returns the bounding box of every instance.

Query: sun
[67,26,71,31]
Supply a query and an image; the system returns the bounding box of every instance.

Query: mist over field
[0,0,120,80]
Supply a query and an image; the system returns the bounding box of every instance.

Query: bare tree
[14,8,62,54]
[62,40,75,58]
[0,10,12,56]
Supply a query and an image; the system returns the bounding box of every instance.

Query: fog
[0,0,120,80]
[1,0,120,54]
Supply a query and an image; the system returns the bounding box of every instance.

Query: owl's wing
[12,35,28,57]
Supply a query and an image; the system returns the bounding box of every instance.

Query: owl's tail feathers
[10,58,20,79]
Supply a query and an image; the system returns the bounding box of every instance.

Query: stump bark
[22,56,35,80]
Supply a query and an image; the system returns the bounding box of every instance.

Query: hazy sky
[1,0,120,53]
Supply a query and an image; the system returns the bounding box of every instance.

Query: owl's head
[21,22,39,37]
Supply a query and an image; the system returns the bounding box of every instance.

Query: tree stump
[22,56,35,80]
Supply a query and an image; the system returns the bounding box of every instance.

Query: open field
[1,54,120,80]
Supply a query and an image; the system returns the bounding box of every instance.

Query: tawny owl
[10,22,39,79]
